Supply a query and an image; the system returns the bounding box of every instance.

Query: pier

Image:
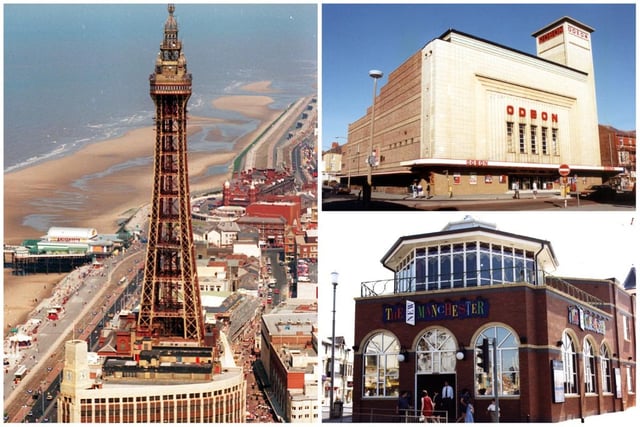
[4,247,92,275]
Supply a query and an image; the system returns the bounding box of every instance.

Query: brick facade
[351,220,636,422]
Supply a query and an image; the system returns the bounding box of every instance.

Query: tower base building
[57,339,246,423]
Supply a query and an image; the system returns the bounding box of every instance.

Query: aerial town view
[3,4,317,423]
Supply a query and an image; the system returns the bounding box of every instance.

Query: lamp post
[329,271,339,418]
[364,69,383,205]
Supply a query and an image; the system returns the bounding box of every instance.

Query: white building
[343,16,624,196]
[321,336,354,407]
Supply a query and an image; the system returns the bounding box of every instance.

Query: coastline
[3,84,284,335]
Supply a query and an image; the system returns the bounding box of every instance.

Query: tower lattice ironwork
[137,4,204,344]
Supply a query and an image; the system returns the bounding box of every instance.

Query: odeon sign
[507,105,558,123]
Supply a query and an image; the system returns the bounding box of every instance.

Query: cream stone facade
[57,339,246,423]
[343,17,624,196]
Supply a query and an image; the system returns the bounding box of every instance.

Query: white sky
[318,211,637,347]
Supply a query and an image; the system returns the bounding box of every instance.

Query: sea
[3,3,317,173]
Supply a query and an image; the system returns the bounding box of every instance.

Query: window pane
[515,258,525,282]
[480,253,491,285]
[453,253,464,288]
[504,256,514,282]
[492,252,503,284]
[416,257,426,291]
[475,327,520,397]
[428,256,438,290]
[363,332,399,397]
[440,255,451,288]
[466,252,477,286]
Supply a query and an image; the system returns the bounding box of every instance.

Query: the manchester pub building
[351,217,636,422]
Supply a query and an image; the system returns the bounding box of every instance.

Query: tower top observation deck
[150,3,191,93]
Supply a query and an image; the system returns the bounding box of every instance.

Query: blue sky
[321,3,636,151]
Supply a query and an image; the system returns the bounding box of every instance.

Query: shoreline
[3,83,285,336]
[3,91,282,244]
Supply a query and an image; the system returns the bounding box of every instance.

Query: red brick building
[598,125,636,191]
[352,217,636,422]
[246,201,301,227]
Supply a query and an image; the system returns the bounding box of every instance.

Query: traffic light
[477,338,490,373]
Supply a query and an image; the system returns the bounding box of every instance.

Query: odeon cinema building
[342,16,625,196]
[352,217,636,423]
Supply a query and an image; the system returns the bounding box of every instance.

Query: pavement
[321,404,637,424]
[322,190,635,211]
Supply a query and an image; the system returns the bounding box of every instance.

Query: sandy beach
[3,82,283,334]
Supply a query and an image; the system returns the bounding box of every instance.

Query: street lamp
[364,69,383,205]
[329,271,339,418]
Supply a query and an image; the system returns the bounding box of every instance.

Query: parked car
[580,184,616,200]
[334,184,351,195]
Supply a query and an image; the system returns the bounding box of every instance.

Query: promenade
[3,206,149,423]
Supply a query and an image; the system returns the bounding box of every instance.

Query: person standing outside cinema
[441,381,455,421]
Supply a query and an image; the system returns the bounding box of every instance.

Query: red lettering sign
[568,25,589,40]
[506,105,558,123]
[466,159,489,167]
[538,26,564,44]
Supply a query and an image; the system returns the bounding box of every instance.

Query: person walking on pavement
[464,398,475,423]
[420,389,434,422]
[487,399,500,422]
[396,390,411,422]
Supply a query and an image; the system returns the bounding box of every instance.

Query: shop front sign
[382,297,489,323]
[568,305,606,335]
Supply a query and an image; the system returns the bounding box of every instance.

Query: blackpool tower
[137,4,204,344]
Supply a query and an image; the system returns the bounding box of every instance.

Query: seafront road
[3,243,145,422]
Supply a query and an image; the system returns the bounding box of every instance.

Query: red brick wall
[352,282,635,422]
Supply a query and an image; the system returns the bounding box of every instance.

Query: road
[243,95,315,171]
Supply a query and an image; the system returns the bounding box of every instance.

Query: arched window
[583,338,597,393]
[600,343,612,394]
[415,328,457,374]
[362,331,400,397]
[561,332,578,394]
[474,326,520,396]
